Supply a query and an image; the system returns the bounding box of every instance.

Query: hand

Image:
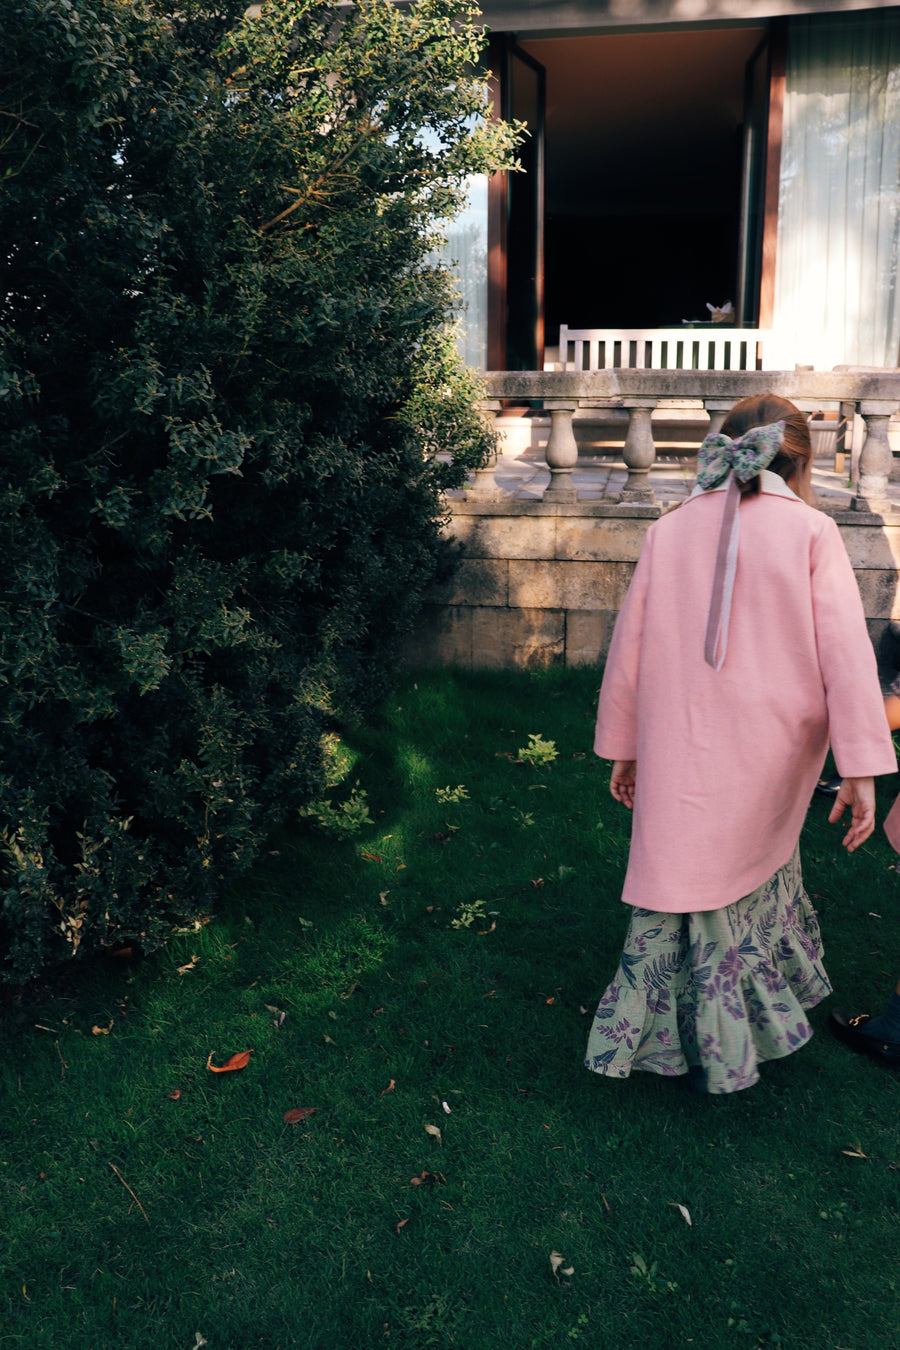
[828,776,875,852]
[610,759,636,809]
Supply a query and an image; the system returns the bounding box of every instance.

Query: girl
[586,393,897,1094]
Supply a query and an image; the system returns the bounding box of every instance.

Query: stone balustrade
[477,368,900,513]
[403,367,900,670]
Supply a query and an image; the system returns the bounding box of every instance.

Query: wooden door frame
[486,35,507,371]
[486,35,545,371]
[759,18,786,330]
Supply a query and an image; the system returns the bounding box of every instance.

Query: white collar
[688,467,801,502]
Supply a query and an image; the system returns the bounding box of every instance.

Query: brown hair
[719,393,812,499]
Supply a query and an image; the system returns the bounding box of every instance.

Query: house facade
[442,0,900,375]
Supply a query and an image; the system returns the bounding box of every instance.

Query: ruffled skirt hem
[584,846,831,1095]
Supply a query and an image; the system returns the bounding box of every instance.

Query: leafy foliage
[0,0,518,980]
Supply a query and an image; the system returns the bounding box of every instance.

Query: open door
[735,37,770,326]
[735,23,786,330]
[487,37,545,370]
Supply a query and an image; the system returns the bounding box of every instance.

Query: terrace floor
[490,449,900,513]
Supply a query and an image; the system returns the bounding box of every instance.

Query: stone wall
[403,499,900,670]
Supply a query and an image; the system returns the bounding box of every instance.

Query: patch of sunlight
[396,742,435,793]
[278,914,394,1016]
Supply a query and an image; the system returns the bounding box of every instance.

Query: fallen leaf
[323,1034,337,1045]
[168,1089,181,1101]
[92,1020,114,1036]
[476,921,497,935]
[441,1100,451,1114]
[670,1202,692,1226]
[396,1217,410,1233]
[360,852,383,862]
[177,954,199,975]
[206,1050,252,1073]
[841,1143,867,1159]
[549,1251,574,1277]
[283,1107,317,1123]
[409,1169,446,1186]
[380,1079,396,1097]
[424,1123,443,1146]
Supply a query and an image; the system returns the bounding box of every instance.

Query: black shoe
[829,1006,900,1067]
[815,775,842,797]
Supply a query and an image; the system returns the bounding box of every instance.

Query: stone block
[446,512,556,561]
[837,523,900,569]
[565,610,619,666]
[471,607,565,668]
[854,569,900,620]
[508,560,635,611]
[427,558,508,607]
[401,605,472,667]
[555,516,649,562]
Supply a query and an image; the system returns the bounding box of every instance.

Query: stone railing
[475,368,900,515]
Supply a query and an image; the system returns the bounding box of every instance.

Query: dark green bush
[0,0,518,981]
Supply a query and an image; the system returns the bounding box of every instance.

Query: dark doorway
[517,27,768,346]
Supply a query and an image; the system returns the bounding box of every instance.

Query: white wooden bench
[557,325,774,372]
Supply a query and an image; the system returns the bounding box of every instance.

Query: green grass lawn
[3,668,900,1350]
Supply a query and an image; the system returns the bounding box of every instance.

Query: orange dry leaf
[92,1021,114,1036]
[206,1050,252,1073]
[283,1107,317,1123]
[168,1089,181,1101]
[380,1079,396,1097]
[396,1217,410,1233]
[409,1169,446,1187]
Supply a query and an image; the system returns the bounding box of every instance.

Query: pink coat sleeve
[593,528,653,761]
[811,517,897,779]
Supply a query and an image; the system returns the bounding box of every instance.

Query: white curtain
[774,11,900,369]
[432,173,489,370]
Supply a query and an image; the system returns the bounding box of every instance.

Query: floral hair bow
[696,420,785,490]
[697,419,786,671]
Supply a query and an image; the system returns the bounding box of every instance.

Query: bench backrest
[557,325,774,372]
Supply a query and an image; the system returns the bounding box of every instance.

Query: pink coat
[595,472,897,912]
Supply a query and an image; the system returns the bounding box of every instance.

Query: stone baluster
[467,399,503,498]
[542,400,579,502]
[620,401,658,503]
[703,398,733,438]
[852,401,897,513]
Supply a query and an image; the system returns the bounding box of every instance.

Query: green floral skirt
[584,845,831,1095]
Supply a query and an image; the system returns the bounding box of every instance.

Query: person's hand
[610,759,636,809]
[828,775,875,852]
